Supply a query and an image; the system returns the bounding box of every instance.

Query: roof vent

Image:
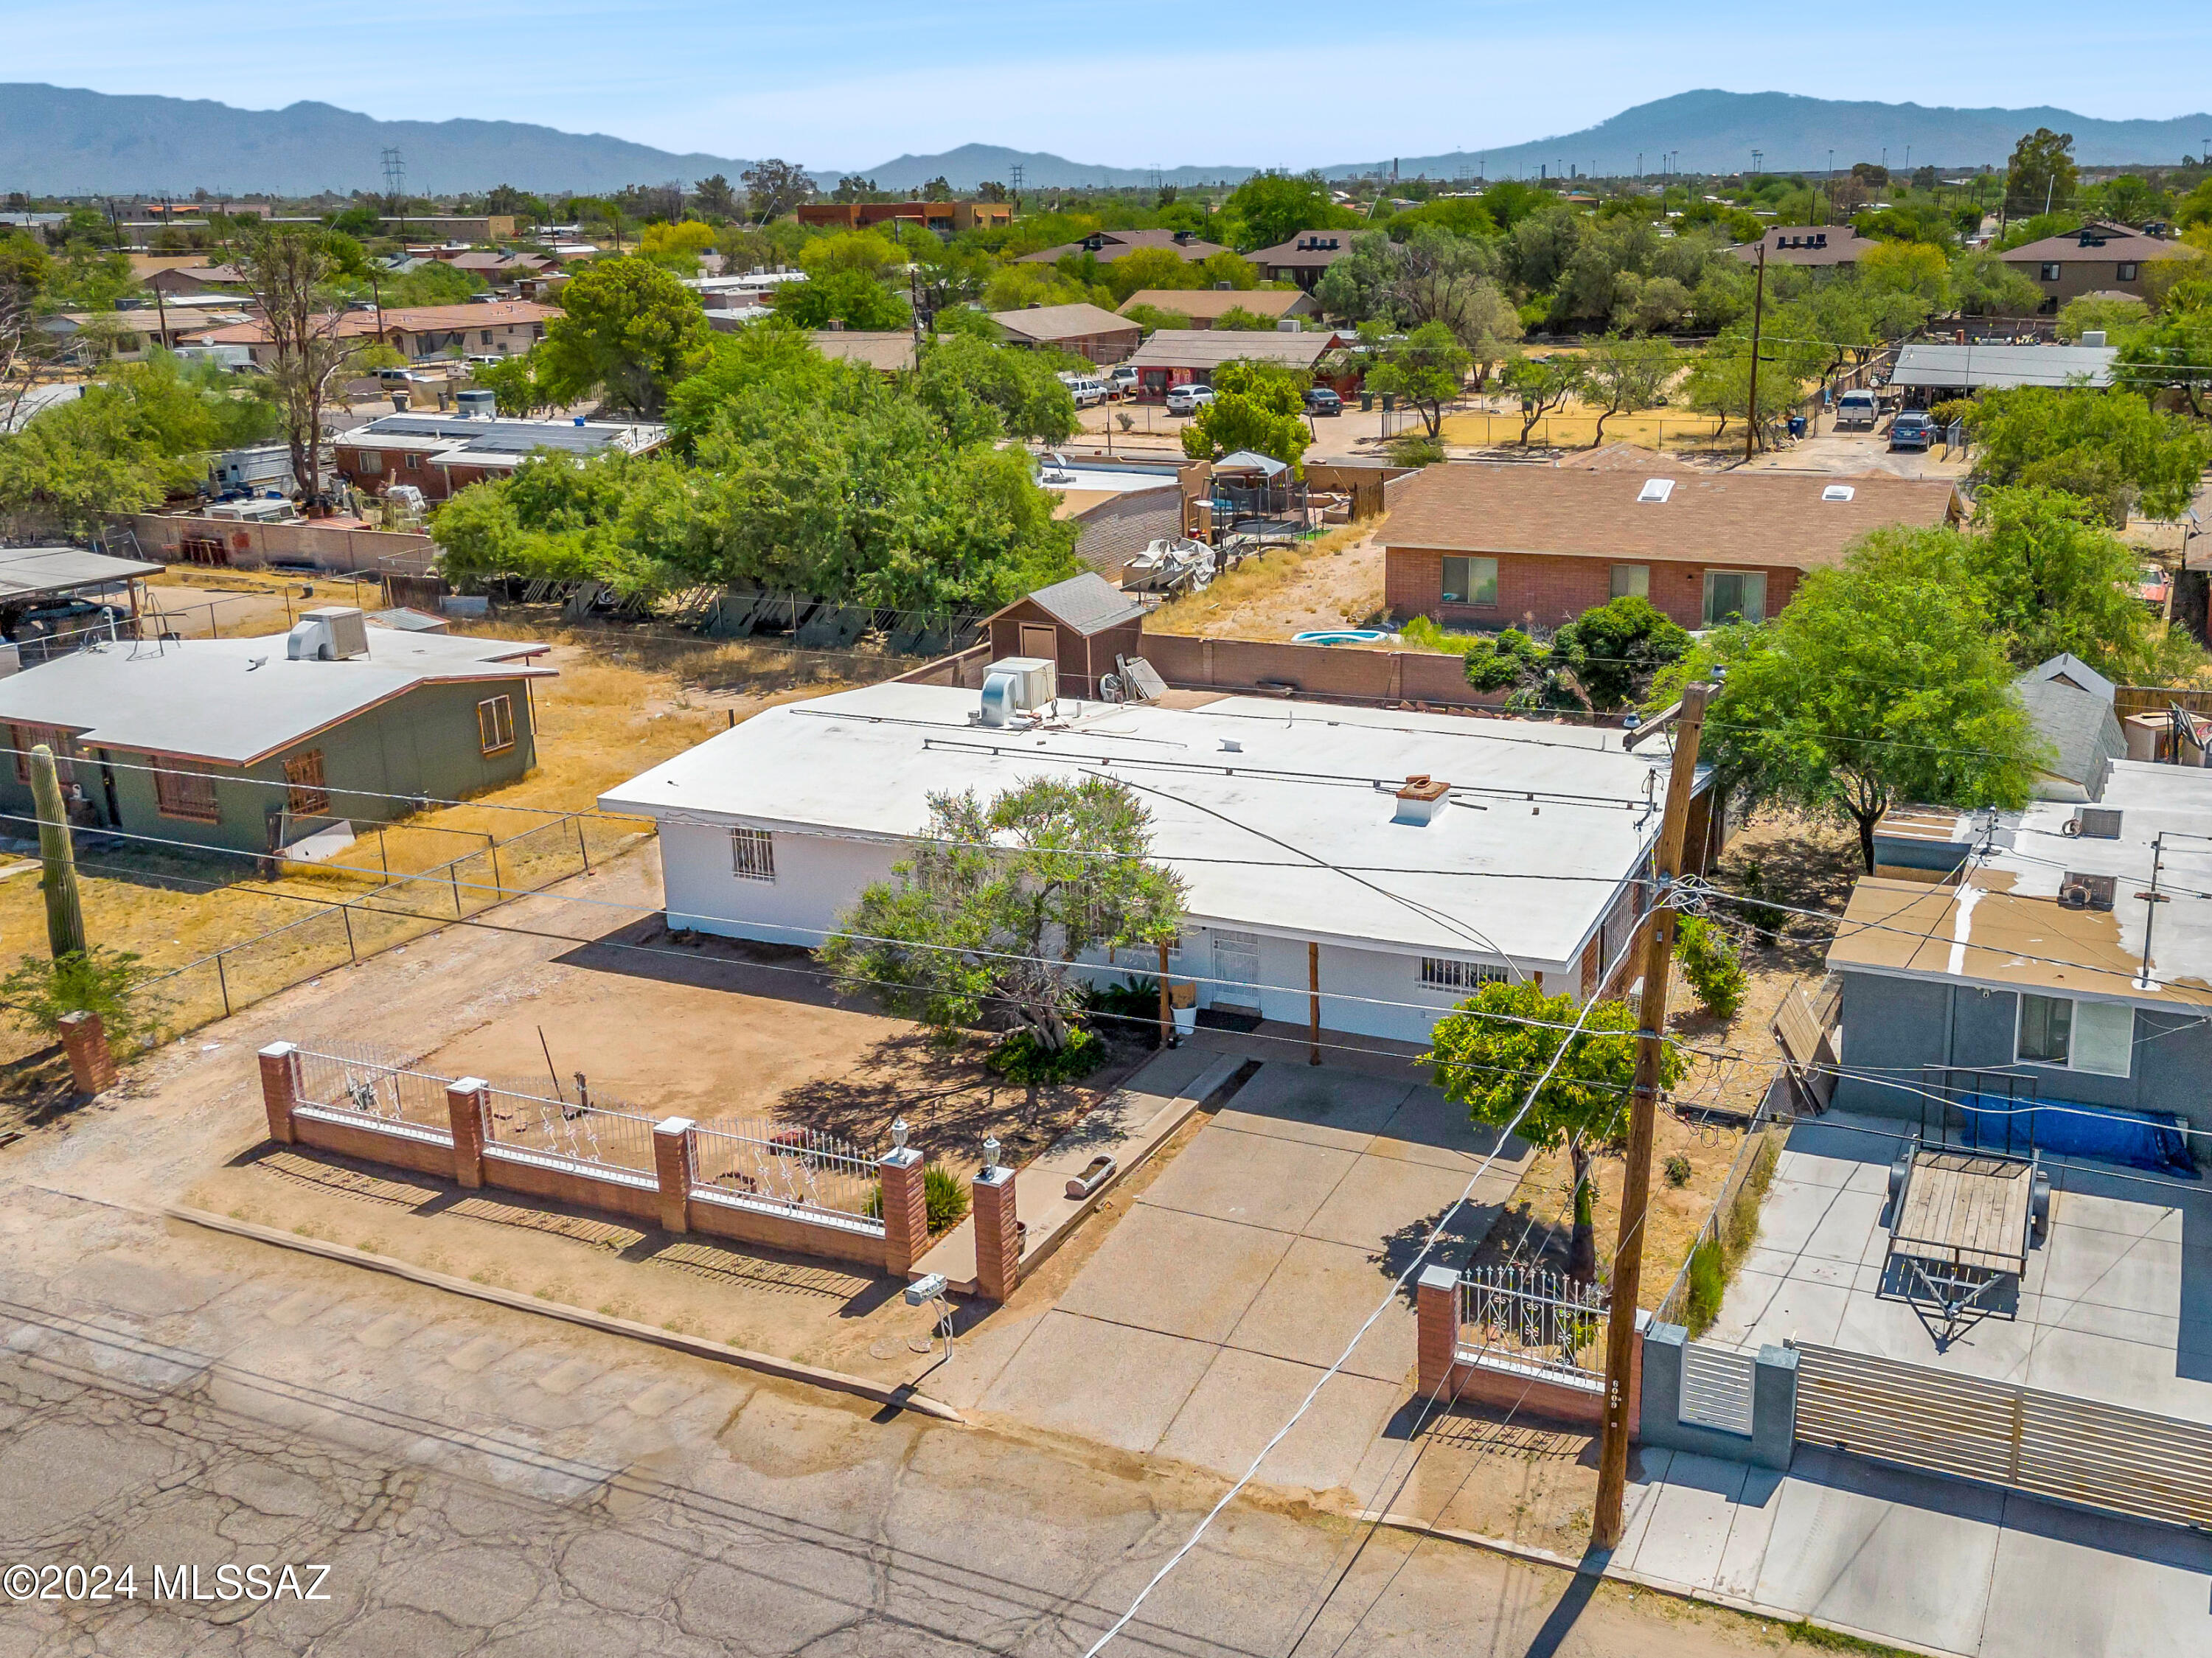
[1636,478,1674,504]
[2058,871,2118,912]
[2067,808,2124,839]
[1821,484,1855,502]
[286,606,369,662]
[1393,774,1451,826]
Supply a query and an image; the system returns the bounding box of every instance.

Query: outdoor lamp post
[891,1117,909,1151]
[982,1135,1001,1177]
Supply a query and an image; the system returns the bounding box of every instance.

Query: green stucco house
[0,607,552,856]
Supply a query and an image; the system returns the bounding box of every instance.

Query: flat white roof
[599,683,1685,967]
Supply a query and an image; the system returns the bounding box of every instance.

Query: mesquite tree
[823,777,1184,1054]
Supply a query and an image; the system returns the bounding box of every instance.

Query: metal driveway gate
[1791,1342,2212,1529]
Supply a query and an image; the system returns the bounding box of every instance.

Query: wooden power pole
[1743,242,1767,464]
[1593,680,1712,1551]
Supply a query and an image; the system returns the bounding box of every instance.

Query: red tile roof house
[181,302,558,369]
[1381,463,1962,631]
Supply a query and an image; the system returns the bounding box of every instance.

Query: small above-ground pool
[1291,629,1391,646]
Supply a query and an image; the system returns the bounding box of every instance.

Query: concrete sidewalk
[1446,1441,2212,1657]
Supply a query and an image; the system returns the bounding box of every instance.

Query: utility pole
[1593,680,1712,1553]
[1744,240,1767,462]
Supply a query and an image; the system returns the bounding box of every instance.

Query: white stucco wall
[654,819,1579,1048]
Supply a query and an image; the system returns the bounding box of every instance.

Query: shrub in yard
[1663,1154,1693,1188]
[1389,433,1445,467]
[862,1162,974,1235]
[987,1026,1105,1084]
[0,947,167,1050]
[1685,1236,1725,1334]
[1674,916,1747,1020]
[1086,975,1163,1044]
[923,1162,970,1232]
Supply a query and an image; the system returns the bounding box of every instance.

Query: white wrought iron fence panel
[1680,1342,1756,1435]
[1458,1265,1610,1382]
[690,1121,877,1223]
[293,1045,448,1128]
[482,1084,658,1176]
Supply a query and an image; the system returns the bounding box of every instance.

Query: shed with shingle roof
[984,573,1147,697]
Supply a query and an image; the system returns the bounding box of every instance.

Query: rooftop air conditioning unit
[2066,808,2123,839]
[287,606,371,662]
[978,656,1057,726]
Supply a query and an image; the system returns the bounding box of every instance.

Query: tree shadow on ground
[0,1053,83,1137]
[1372,1195,1509,1300]
[770,1027,1149,1167]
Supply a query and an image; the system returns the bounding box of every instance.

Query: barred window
[284,749,329,815]
[154,760,221,823]
[730,826,776,882]
[11,724,73,784]
[477,694,515,754]
[1419,956,1508,992]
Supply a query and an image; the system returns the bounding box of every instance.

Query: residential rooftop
[1382,464,1961,571]
[1127,329,1343,372]
[0,630,552,766]
[599,683,1687,968]
[1890,342,2118,391]
[1829,760,2212,1010]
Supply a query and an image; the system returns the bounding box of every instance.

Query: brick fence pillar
[1416,1263,1461,1401]
[652,1117,695,1234]
[257,1040,300,1143]
[973,1164,1019,1303]
[58,1011,118,1096]
[446,1077,489,1189]
[879,1145,928,1278]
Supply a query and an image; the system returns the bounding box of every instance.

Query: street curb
[1354,1510,1964,1658]
[164,1205,967,1424]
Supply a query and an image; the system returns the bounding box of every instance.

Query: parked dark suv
[1304,386,1343,417]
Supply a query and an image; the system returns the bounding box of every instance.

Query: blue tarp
[1959,1093,2199,1178]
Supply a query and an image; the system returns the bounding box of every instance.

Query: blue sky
[9,0,2211,170]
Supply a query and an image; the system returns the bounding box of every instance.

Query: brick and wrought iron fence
[690,1120,878,1226]
[1458,1264,1610,1384]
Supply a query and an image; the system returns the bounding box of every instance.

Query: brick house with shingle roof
[1382,463,1961,631]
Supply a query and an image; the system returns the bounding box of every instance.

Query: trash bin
[1787,414,1807,439]
[1360,391,1374,411]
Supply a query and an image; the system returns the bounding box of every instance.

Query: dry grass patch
[1146,522,1386,638]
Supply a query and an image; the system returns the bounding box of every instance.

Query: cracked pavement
[0,854,1771,1656]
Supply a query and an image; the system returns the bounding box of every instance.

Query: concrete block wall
[129,514,437,577]
[1134,631,1510,711]
[1638,1320,1798,1470]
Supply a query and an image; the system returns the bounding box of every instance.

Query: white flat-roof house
[600,680,1721,1045]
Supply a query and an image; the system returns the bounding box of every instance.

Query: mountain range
[3,84,2206,198]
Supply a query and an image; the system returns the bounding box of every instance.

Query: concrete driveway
[940,1061,1529,1496]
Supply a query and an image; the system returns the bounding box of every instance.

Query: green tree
[740,159,815,222]
[1679,565,2043,871]
[1577,335,1676,446]
[636,220,717,274]
[1681,332,1801,445]
[821,779,1185,1057]
[235,223,366,512]
[1119,302,1193,336]
[1853,485,2197,682]
[539,256,712,416]
[1362,320,1471,438]
[1427,981,1684,1280]
[1549,594,1690,710]
[1209,304,1277,332]
[1859,240,1952,314]
[1222,171,1357,250]
[0,945,165,1052]
[0,357,271,522]
[770,268,913,330]
[913,334,1078,443]
[1951,247,2045,316]
[1964,386,2212,523]
[2113,276,2212,417]
[470,349,560,418]
[1501,352,1582,445]
[1180,359,1312,470]
[2005,128,2078,220]
[2055,292,2149,344]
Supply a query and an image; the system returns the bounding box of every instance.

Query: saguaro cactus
[29,745,86,961]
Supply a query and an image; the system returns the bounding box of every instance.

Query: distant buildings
[1731,226,1880,268]
[1016,229,1225,266]
[1245,231,1359,290]
[182,302,559,368]
[331,414,668,503]
[798,201,1012,235]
